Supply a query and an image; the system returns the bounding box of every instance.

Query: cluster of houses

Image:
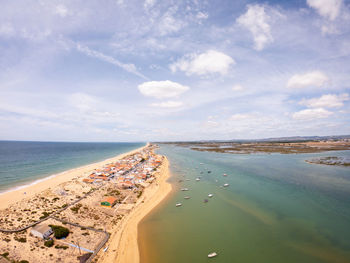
[81,147,163,207]
[29,147,164,242]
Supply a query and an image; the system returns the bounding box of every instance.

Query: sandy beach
[0,142,173,263]
[0,143,147,210]
[98,157,172,263]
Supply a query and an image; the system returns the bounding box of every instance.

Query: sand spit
[0,142,173,263]
[98,157,172,263]
[0,144,147,210]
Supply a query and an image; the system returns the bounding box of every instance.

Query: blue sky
[0,0,349,142]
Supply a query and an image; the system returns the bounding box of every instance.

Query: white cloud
[170,50,235,76]
[232,84,243,91]
[151,100,183,108]
[230,113,256,121]
[68,93,97,112]
[76,43,147,79]
[138,80,189,99]
[202,120,219,128]
[292,108,333,120]
[300,93,349,108]
[55,5,68,17]
[0,23,15,37]
[237,4,273,51]
[321,23,339,34]
[196,12,209,20]
[144,0,156,9]
[307,0,342,21]
[287,71,329,89]
[158,8,186,36]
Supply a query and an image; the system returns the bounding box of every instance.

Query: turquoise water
[139,145,350,263]
[0,141,144,193]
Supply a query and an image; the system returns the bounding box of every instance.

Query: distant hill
[254,135,350,142]
[155,135,350,144]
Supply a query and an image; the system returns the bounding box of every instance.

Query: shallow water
[139,145,350,263]
[0,141,144,193]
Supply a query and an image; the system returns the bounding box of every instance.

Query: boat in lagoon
[184,196,190,199]
[208,252,217,258]
[181,188,189,191]
[223,183,229,187]
[139,145,350,263]
[196,178,200,181]
[175,203,182,207]
[208,194,213,198]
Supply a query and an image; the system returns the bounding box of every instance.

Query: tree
[49,225,70,239]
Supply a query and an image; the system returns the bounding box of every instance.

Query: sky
[0,0,349,142]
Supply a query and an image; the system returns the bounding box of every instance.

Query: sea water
[139,144,350,263]
[0,141,144,193]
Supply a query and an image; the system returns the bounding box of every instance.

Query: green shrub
[49,225,69,239]
[14,236,27,243]
[54,245,68,250]
[70,203,82,213]
[39,211,51,220]
[44,239,54,247]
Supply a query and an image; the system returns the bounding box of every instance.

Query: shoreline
[0,143,147,210]
[98,156,172,263]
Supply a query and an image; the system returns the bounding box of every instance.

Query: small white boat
[184,196,190,199]
[196,178,200,181]
[208,252,217,258]
[223,173,227,176]
[223,183,229,187]
[181,188,189,191]
[208,194,213,198]
[103,246,109,252]
[176,203,182,207]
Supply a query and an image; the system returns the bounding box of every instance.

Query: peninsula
[0,143,171,263]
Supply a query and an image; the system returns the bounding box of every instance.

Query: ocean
[139,144,350,263]
[0,141,144,193]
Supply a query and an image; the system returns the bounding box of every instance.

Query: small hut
[31,224,53,239]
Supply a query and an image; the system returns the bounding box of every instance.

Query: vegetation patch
[44,239,54,247]
[70,203,83,213]
[14,236,27,243]
[54,245,69,250]
[49,225,70,239]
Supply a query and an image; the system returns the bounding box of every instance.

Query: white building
[30,224,53,239]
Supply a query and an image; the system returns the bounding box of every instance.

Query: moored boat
[208,252,217,258]
[176,203,182,207]
[208,194,213,198]
[184,196,190,199]
[181,188,189,191]
[223,183,229,187]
